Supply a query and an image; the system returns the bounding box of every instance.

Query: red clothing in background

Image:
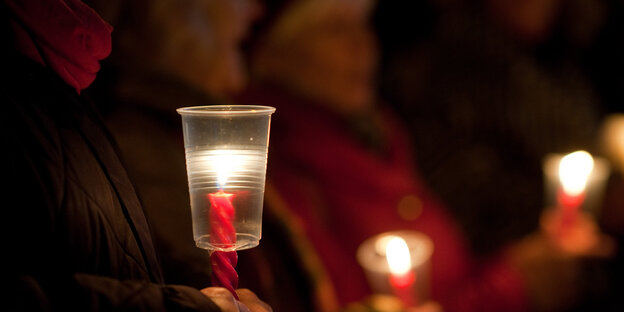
[4,0,112,92]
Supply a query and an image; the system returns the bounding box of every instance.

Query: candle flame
[385,236,412,275]
[211,149,245,189]
[559,150,594,196]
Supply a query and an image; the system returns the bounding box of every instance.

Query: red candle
[557,187,585,230]
[389,271,417,308]
[208,191,239,298]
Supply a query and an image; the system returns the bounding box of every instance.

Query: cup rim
[177,105,276,116]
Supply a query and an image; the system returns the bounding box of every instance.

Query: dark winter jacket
[1,54,221,311]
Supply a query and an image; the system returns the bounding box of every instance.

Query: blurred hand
[507,209,615,312]
[236,289,273,312]
[540,208,615,256]
[201,287,272,312]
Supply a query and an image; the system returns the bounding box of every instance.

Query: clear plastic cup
[177,105,275,251]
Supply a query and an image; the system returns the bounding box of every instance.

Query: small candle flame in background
[559,150,594,196]
[383,235,417,307]
[542,148,617,256]
[385,236,411,276]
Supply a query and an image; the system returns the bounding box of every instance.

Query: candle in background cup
[177,105,275,296]
[357,231,433,308]
[542,150,610,242]
[599,114,624,174]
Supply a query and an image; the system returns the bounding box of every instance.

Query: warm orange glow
[559,150,594,196]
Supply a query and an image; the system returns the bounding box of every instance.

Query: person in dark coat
[0,1,271,311]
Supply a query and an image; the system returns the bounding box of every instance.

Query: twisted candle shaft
[209,191,239,298]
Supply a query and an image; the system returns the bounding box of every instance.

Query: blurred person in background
[87,0,263,289]
[87,0,319,311]
[378,0,604,255]
[236,0,614,311]
[1,0,271,311]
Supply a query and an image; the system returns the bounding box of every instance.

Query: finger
[236,288,273,312]
[236,302,252,312]
[201,287,239,312]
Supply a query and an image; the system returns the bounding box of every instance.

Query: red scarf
[5,0,112,93]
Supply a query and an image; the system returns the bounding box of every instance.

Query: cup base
[195,233,260,251]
